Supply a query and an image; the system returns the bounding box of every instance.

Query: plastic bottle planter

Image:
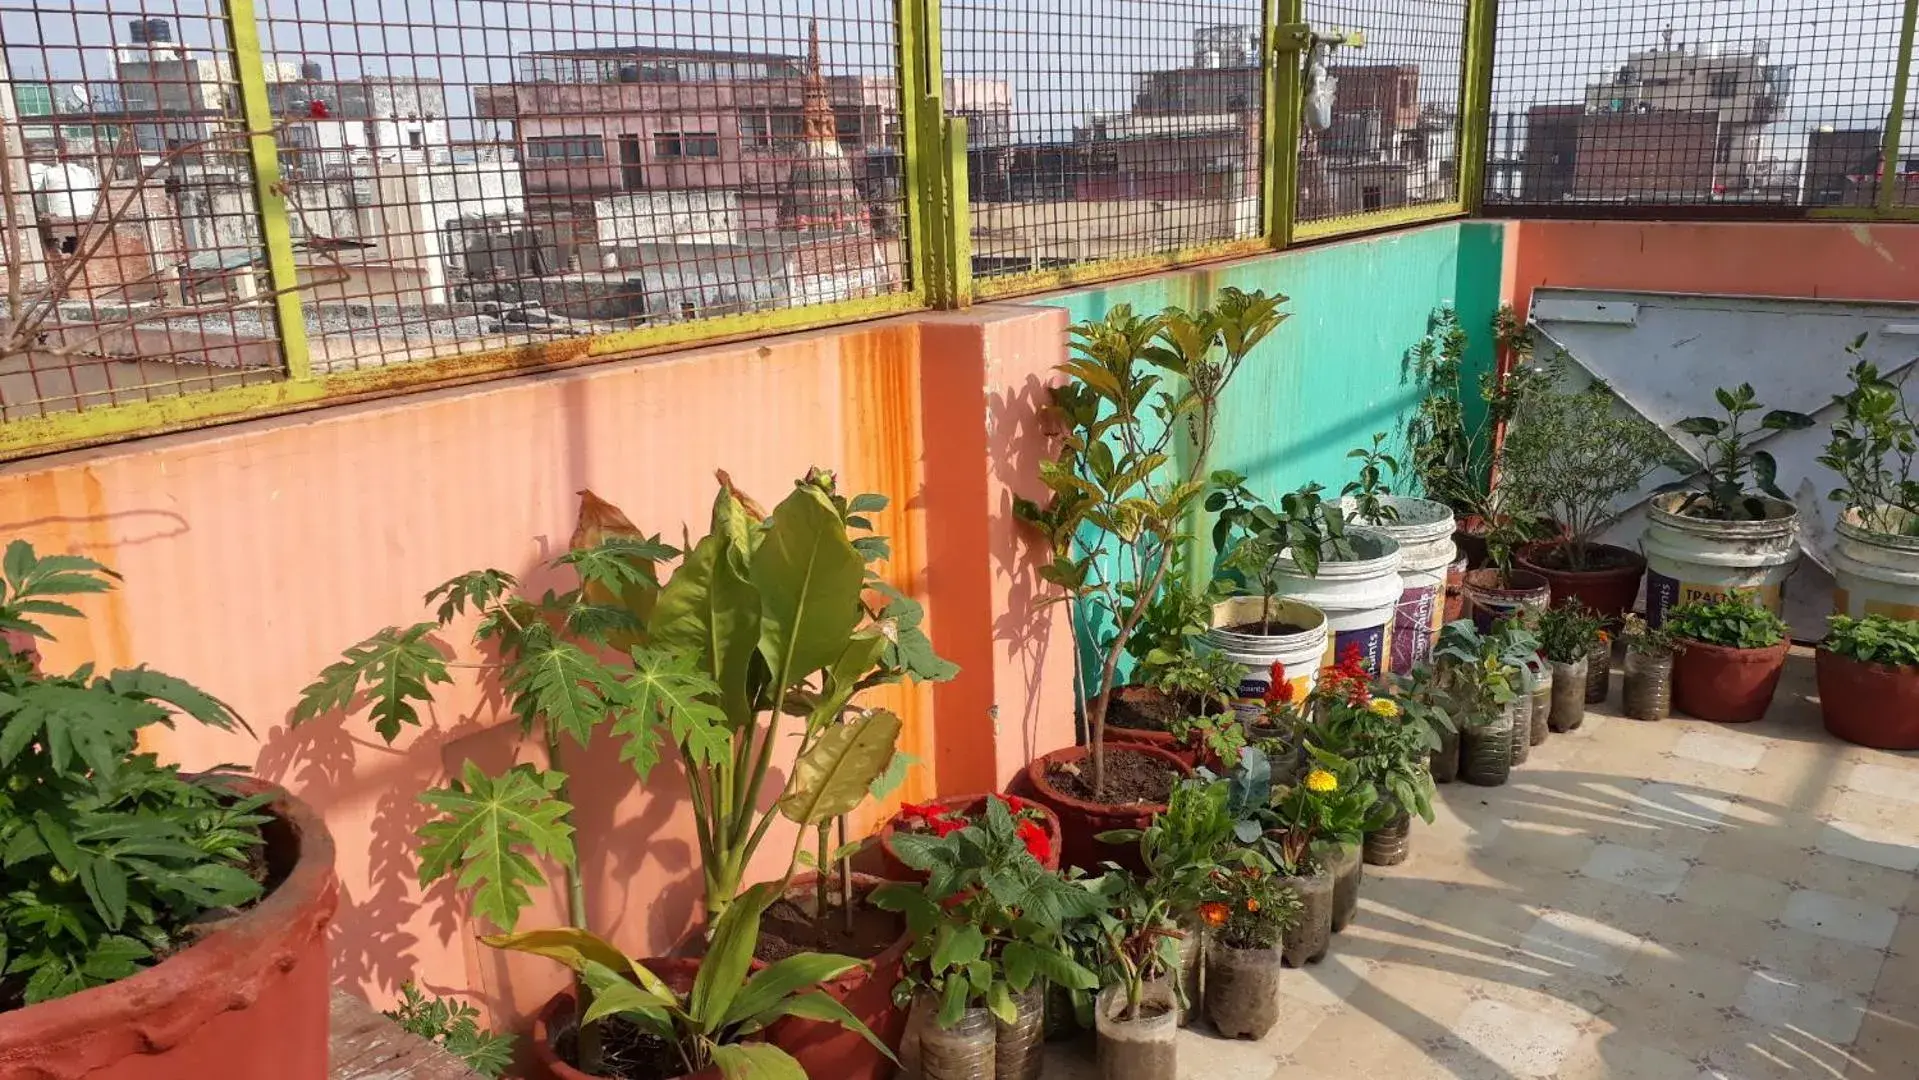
[1095,983,1178,1080]
[1363,810,1413,867]
[1430,726,1461,785]
[1622,650,1674,721]
[1586,643,1612,705]
[1175,921,1203,1027]
[1643,492,1800,628]
[1527,658,1553,745]
[1461,704,1516,787]
[1549,657,1588,733]
[1328,842,1362,933]
[917,999,996,1080]
[1203,940,1285,1040]
[1278,867,1335,967]
[994,984,1046,1080]
[1509,686,1534,766]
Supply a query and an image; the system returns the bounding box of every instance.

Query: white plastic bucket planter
[1832,509,1919,621]
[1271,529,1403,675]
[1642,491,1800,627]
[1346,496,1456,674]
[1204,597,1328,722]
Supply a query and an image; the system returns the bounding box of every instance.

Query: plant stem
[815,821,830,929]
[837,815,854,936]
[548,734,602,1075]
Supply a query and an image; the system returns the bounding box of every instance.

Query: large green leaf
[651,530,762,726]
[710,1042,806,1080]
[690,882,778,1034]
[776,710,902,826]
[751,487,865,690]
[623,648,730,769]
[293,623,452,742]
[479,927,678,1005]
[416,762,575,932]
[754,992,898,1062]
[724,953,862,1028]
[577,960,676,1036]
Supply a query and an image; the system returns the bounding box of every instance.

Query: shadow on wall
[989,372,1070,757]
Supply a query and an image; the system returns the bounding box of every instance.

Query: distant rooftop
[518,44,800,63]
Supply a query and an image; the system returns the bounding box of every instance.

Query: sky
[0,0,1907,144]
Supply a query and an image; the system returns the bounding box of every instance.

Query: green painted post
[1268,0,1305,248]
[224,0,311,379]
[943,115,972,307]
[902,0,969,307]
[1880,0,1917,215]
[1455,0,1499,215]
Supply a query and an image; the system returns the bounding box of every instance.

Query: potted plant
[1433,620,1528,787]
[1102,647,1242,767]
[1817,615,1919,748]
[1818,341,1919,618]
[1017,291,1285,869]
[876,794,1061,881]
[1196,868,1303,1039]
[874,798,1103,1080]
[1461,514,1552,631]
[1224,747,1377,966]
[1536,601,1603,733]
[1646,384,1814,625]
[0,542,339,1080]
[1213,476,1400,677]
[490,884,893,1080]
[1316,673,1448,867]
[1619,614,1681,721]
[1344,432,1463,672]
[1586,628,1614,705]
[300,474,952,1079]
[1088,889,1181,1080]
[1502,384,1673,624]
[1667,596,1791,723]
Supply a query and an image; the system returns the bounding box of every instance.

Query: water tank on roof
[618,63,640,83]
[302,60,324,81]
[128,18,172,44]
[28,161,100,221]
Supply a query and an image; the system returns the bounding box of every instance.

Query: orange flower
[1199,902,1230,927]
[1245,898,1260,912]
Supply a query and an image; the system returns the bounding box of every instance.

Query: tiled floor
[1047,649,1919,1079]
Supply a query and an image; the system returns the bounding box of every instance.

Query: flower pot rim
[1461,568,1550,594]
[1815,646,1919,678]
[1025,744,1193,818]
[0,780,338,1077]
[1837,507,1919,551]
[1649,491,1798,531]
[1676,637,1792,661]
[1515,541,1649,579]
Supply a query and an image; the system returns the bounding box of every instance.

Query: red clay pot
[1516,541,1647,626]
[1025,744,1192,875]
[1101,723,1199,767]
[1442,554,1469,625]
[876,794,1063,881]
[1672,638,1791,723]
[532,961,721,1080]
[1817,649,1919,749]
[1463,568,1551,631]
[0,782,337,1080]
[764,873,911,1080]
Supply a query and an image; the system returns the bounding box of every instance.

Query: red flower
[898,801,943,823]
[1002,794,1030,816]
[1263,660,1294,705]
[1015,818,1051,864]
[930,814,967,838]
[308,99,330,119]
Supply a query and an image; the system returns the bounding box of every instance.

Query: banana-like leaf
[724,954,862,1029]
[690,881,779,1035]
[652,530,762,727]
[776,710,902,826]
[806,629,888,731]
[578,959,676,1036]
[755,991,899,1062]
[477,926,677,1005]
[751,487,865,691]
[710,1042,806,1080]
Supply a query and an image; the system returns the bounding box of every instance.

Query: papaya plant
[1015,289,1288,794]
[297,471,954,1070]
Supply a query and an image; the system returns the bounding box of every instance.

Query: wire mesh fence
[0,0,287,422]
[1295,0,1467,229]
[1484,0,1912,211]
[942,0,1269,288]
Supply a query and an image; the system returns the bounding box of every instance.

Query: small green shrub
[1665,596,1788,650]
[1823,615,1919,669]
[1536,601,1605,665]
[384,983,516,1078]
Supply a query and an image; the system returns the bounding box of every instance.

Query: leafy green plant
[1313,690,1445,826]
[488,883,890,1080]
[1197,867,1303,950]
[1169,712,1247,766]
[1016,290,1287,794]
[1499,385,1675,571]
[1119,547,1232,685]
[1620,613,1683,656]
[1140,649,1240,715]
[0,541,267,1009]
[1225,748,1378,876]
[1536,600,1605,665]
[1665,596,1788,650]
[1407,305,1552,518]
[1211,476,1355,623]
[1818,337,1919,538]
[1433,619,1527,728]
[873,798,1103,1027]
[384,983,517,1077]
[1668,384,1816,521]
[1823,614,1919,669]
[1343,433,1401,526]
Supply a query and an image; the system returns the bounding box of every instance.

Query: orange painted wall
[0,307,1078,1028]
[1503,220,1919,316]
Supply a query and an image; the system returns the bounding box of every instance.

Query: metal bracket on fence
[1274,23,1365,53]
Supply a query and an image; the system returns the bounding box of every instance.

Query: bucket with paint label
[1203,598,1328,721]
[1270,529,1403,676]
[1346,496,1457,674]
[1642,492,1800,626]
[1831,508,1919,621]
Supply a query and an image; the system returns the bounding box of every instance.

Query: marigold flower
[1305,768,1339,794]
[1245,898,1260,912]
[1199,902,1230,927]
[1368,698,1401,719]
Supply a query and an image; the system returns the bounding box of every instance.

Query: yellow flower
[1305,769,1339,793]
[1368,698,1401,719]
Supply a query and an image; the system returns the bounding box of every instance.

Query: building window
[655,131,720,158]
[1715,131,1735,165]
[527,135,605,161]
[1709,72,1738,99]
[407,129,423,149]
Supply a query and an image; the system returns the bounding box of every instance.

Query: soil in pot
[1095,984,1177,1080]
[916,998,996,1080]
[1364,812,1412,866]
[1549,658,1588,733]
[1672,639,1791,723]
[756,873,909,1080]
[1516,542,1647,627]
[756,887,901,962]
[1029,745,1191,874]
[1278,867,1334,967]
[551,1013,690,1080]
[1203,940,1283,1039]
[1102,684,1221,766]
[1328,843,1362,933]
[1044,747,1180,804]
[1817,650,1919,750]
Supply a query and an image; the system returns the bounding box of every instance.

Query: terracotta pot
[1463,569,1551,631]
[764,874,911,1080]
[1026,744,1192,874]
[876,794,1063,881]
[0,783,337,1080]
[1442,554,1469,625]
[1454,516,1492,571]
[1364,812,1412,867]
[532,962,707,1080]
[1100,685,1212,768]
[1817,649,1919,749]
[1516,541,1647,627]
[1672,638,1790,723]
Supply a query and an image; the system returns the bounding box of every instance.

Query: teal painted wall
[1017,220,1505,697]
